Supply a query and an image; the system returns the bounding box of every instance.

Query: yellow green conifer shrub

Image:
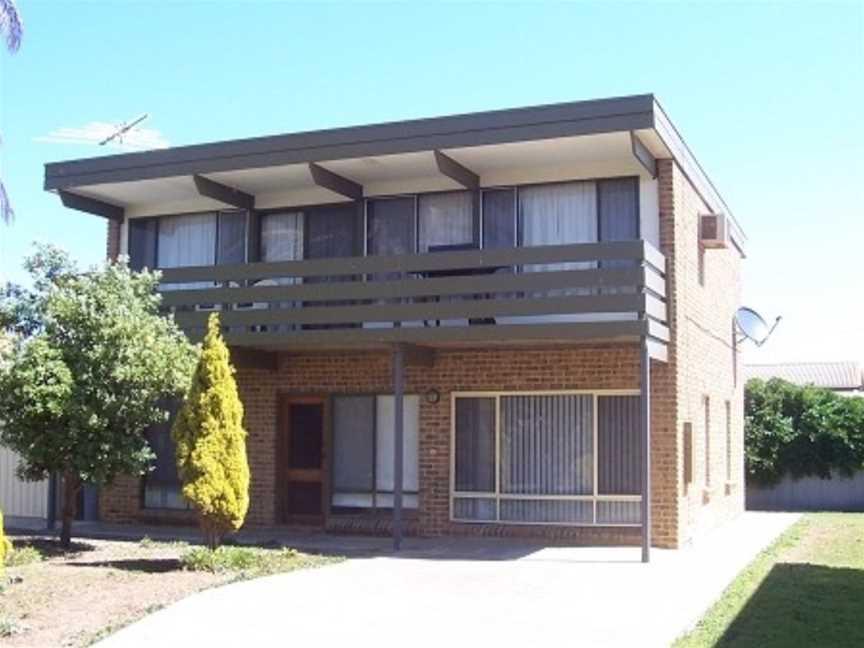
[172,314,250,549]
[0,509,12,572]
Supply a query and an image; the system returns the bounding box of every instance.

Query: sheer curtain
[157,213,217,291]
[157,213,217,268]
[519,181,597,272]
[418,191,474,252]
[260,212,304,330]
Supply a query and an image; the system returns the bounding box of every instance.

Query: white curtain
[519,181,597,272]
[260,212,304,330]
[261,212,303,263]
[418,191,473,252]
[157,213,217,291]
[374,395,419,508]
[157,213,217,268]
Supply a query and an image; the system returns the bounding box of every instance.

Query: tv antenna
[734,307,781,347]
[99,113,149,147]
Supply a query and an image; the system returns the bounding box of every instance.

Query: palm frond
[0,0,22,53]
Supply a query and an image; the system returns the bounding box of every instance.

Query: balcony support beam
[193,175,255,211]
[392,344,405,551]
[59,190,124,222]
[308,163,363,201]
[434,150,479,190]
[630,132,657,178]
[640,339,652,563]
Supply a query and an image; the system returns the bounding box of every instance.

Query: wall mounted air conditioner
[699,213,729,249]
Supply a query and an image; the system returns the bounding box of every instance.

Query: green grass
[4,544,44,567]
[179,545,338,579]
[674,513,864,648]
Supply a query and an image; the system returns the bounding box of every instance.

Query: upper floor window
[418,191,474,252]
[128,210,247,271]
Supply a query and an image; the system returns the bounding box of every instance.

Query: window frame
[449,389,642,527]
[329,392,421,515]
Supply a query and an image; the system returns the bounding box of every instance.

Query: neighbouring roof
[745,362,864,391]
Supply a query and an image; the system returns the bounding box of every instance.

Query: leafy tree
[173,314,249,549]
[746,378,864,486]
[0,0,23,224]
[0,246,198,547]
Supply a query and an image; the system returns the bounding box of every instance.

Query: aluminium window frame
[329,392,421,515]
[449,389,642,527]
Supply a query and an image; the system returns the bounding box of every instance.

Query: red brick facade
[100,158,744,549]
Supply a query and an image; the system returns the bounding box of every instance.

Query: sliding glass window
[331,394,420,512]
[452,392,642,526]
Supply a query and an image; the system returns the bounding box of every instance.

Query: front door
[278,396,327,524]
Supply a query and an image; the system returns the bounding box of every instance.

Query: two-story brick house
[45,94,746,561]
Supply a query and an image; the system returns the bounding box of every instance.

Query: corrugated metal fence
[0,445,49,523]
[747,471,864,512]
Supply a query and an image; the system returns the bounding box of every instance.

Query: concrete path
[96,512,799,648]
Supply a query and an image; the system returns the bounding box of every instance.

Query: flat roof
[44,93,745,249]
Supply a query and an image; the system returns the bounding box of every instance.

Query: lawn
[675,513,864,648]
[0,535,338,647]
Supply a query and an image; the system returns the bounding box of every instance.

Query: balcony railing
[158,241,668,352]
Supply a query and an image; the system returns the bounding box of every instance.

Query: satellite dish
[734,307,781,347]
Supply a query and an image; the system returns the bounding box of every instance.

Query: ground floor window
[143,401,190,511]
[331,395,419,513]
[452,391,641,526]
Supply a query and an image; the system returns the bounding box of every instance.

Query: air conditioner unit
[699,213,729,249]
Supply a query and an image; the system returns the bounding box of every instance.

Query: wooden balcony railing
[158,241,668,353]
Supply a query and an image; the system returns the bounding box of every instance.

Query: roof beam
[59,190,124,222]
[434,150,479,190]
[193,174,255,210]
[630,131,657,178]
[308,163,362,200]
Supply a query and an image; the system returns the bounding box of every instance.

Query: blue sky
[1,1,862,365]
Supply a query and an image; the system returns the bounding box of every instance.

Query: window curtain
[261,212,303,263]
[330,395,419,510]
[260,212,304,331]
[418,191,474,252]
[519,181,597,272]
[157,213,217,268]
[597,395,641,495]
[157,213,217,292]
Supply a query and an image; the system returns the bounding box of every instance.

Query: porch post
[392,345,405,551]
[640,340,652,563]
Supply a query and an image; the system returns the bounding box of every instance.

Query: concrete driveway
[97,512,798,648]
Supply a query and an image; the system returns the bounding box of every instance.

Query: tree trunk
[60,471,80,549]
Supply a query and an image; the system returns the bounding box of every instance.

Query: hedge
[745,378,864,486]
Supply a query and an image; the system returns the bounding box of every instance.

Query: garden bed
[0,535,338,647]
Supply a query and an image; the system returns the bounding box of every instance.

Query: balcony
[159,240,668,358]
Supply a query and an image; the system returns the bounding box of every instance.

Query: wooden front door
[277,396,327,524]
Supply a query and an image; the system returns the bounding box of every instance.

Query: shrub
[746,378,864,486]
[173,314,250,549]
[4,545,41,567]
[180,546,300,575]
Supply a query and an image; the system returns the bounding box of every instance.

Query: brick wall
[657,159,745,546]
[106,219,121,261]
[102,344,658,546]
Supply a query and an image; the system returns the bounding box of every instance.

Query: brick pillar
[106,219,121,261]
